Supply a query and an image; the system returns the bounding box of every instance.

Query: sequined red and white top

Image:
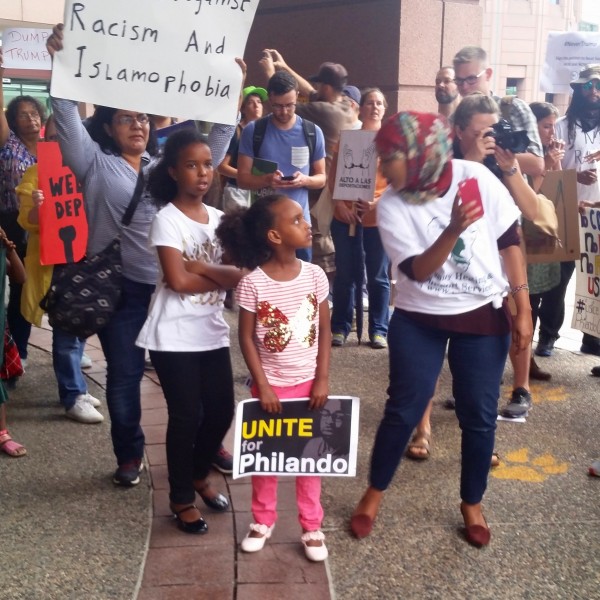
[236,261,329,387]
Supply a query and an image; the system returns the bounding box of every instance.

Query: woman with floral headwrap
[350,111,532,548]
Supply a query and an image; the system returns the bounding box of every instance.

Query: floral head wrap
[375,111,453,205]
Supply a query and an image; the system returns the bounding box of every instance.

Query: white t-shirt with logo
[136,203,229,352]
[377,159,520,315]
[555,116,600,202]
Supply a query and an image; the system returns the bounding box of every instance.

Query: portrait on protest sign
[2,28,53,70]
[573,207,600,340]
[233,396,359,479]
[37,142,88,265]
[332,130,377,201]
[50,0,259,125]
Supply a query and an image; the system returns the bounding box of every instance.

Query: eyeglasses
[17,111,41,121]
[114,114,150,126]
[271,103,296,112]
[582,80,600,92]
[454,69,487,87]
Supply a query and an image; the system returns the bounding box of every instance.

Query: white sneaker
[66,394,104,423]
[301,530,328,562]
[85,393,101,408]
[80,353,93,369]
[240,523,274,553]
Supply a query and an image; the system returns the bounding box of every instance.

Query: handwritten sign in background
[51,0,259,125]
[37,142,88,265]
[2,28,53,70]
[541,31,600,95]
[332,130,378,201]
[572,207,600,340]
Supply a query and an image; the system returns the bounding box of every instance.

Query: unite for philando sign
[50,0,259,125]
[233,396,360,478]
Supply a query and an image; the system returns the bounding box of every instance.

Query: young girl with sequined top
[216,194,331,561]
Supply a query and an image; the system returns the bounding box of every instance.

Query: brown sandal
[406,432,431,460]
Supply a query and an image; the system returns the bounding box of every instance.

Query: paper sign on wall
[50,0,260,125]
[2,28,53,70]
[332,130,378,201]
[37,142,88,266]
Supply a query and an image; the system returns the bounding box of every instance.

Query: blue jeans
[330,219,390,339]
[52,328,86,410]
[97,277,154,466]
[370,310,509,504]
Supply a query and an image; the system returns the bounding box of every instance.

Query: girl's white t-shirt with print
[377,159,521,315]
[136,203,229,352]
[236,261,329,388]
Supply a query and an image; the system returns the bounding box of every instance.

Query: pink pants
[250,379,324,531]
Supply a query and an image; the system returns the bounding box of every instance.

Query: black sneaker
[113,459,144,487]
[211,445,233,474]
[502,387,532,418]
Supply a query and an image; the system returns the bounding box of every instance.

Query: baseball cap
[308,62,348,90]
[570,64,600,89]
[342,85,361,105]
[243,86,268,102]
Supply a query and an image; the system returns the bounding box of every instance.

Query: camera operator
[453,92,539,419]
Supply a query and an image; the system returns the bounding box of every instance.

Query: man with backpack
[237,71,326,262]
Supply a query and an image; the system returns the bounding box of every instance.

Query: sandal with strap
[0,429,27,457]
[406,432,431,460]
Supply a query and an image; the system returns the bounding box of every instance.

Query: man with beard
[536,64,600,357]
[435,66,460,118]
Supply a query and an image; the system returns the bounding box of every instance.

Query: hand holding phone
[458,177,484,217]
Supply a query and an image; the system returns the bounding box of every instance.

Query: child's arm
[309,299,331,410]
[0,230,26,285]
[158,246,231,294]
[238,307,282,414]
[183,260,248,290]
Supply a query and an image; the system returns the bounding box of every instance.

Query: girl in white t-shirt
[136,129,246,535]
[216,194,331,562]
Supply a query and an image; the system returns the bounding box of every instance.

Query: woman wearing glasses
[46,24,240,487]
[0,49,47,370]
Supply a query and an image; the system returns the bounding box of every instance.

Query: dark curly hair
[6,95,47,133]
[86,106,158,157]
[216,194,287,270]
[147,128,211,207]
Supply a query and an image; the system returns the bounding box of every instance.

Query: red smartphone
[458,177,484,216]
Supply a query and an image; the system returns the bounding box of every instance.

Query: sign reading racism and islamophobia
[37,142,88,265]
[541,31,600,94]
[2,28,53,70]
[233,396,360,478]
[332,130,378,201]
[572,208,600,340]
[50,0,260,125]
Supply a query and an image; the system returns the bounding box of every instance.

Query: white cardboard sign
[541,31,600,95]
[332,129,378,201]
[50,0,259,125]
[2,28,53,70]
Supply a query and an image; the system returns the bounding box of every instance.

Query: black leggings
[150,347,235,505]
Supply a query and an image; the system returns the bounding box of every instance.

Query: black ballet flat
[171,504,208,534]
[199,490,229,512]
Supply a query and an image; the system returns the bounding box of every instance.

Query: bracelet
[511,283,529,297]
